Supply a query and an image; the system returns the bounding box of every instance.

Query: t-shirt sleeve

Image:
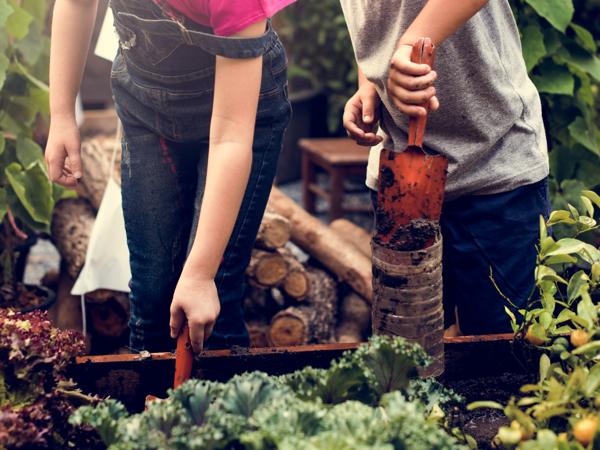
[208,0,296,36]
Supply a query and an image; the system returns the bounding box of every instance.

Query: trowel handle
[407,37,436,148]
[173,323,193,389]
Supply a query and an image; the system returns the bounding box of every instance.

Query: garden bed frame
[70,333,534,411]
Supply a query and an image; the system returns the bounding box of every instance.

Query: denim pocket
[115,12,183,66]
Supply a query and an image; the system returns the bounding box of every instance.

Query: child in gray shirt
[341,0,550,335]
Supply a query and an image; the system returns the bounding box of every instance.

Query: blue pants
[110,0,291,351]
[373,177,550,335]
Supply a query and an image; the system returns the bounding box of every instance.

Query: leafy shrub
[0,309,102,449]
[511,0,599,208]
[0,0,74,301]
[470,193,600,448]
[71,335,471,450]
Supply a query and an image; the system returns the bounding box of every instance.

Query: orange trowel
[376,37,448,250]
[145,323,194,405]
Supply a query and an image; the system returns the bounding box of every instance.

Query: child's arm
[169,20,267,352]
[45,0,99,186]
[388,0,489,117]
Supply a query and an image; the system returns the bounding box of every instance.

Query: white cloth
[72,126,131,300]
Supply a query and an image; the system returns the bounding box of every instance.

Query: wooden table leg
[330,169,344,221]
[302,153,316,213]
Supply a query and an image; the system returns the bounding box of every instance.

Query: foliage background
[277,0,600,207]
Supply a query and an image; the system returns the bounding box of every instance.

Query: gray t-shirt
[340,0,549,200]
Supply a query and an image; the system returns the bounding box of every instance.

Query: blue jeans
[110,0,292,351]
[372,177,550,334]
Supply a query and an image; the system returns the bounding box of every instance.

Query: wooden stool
[300,138,370,220]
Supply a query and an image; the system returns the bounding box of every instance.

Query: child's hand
[44,116,83,187]
[343,83,384,146]
[387,44,439,117]
[169,270,221,353]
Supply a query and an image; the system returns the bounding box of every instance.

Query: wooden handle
[407,37,436,148]
[173,323,193,388]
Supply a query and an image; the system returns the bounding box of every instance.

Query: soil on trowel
[374,215,438,251]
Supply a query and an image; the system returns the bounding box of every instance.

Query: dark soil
[447,373,535,449]
[372,266,408,288]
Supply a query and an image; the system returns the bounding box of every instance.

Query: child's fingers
[388,83,436,106]
[65,140,83,179]
[391,99,428,117]
[388,69,437,91]
[430,96,440,111]
[189,324,205,354]
[169,306,185,339]
[390,56,431,77]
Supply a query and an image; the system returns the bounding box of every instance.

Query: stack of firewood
[255,188,374,346]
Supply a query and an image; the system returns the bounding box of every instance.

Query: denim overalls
[109,0,292,351]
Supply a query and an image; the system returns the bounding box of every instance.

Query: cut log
[246,320,270,348]
[330,219,372,259]
[51,198,96,279]
[278,247,309,300]
[255,211,291,250]
[267,268,337,346]
[47,271,83,332]
[267,188,372,302]
[243,285,279,322]
[77,138,121,211]
[87,291,130,338]
[246,249,288,287]
[335,292,370,343]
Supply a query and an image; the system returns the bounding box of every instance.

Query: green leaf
[524,0,574,33]
[16,137,43,169]
[5,0,33,41]
[566,270,589,301]
[0,134,5,156]
[568,117,599,155]
[557,47,600,82]
[547,209,575,226]
[570,23,597,53]
[545,238,587,257]
[466,401,504,411]
[4,161,53,224]
[0,52,9,90]
[0,0,13,28]
[539,354,551,382]
[532,63,574,95]
[572,341,600,356]
[580,195,594,218]
[0,188,7,223]
[522,25,546,72]
[582,190,600,208]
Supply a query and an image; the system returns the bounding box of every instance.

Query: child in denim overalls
[46,0,293,352]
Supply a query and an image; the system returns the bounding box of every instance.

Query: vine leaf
[0,53,9,91]
[524,0,574,33]
[522,25,546,71]
[568,117,600,156]
[531,62,574,95]
[570,23,597,53]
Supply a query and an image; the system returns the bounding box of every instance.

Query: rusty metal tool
[376,37,448,249]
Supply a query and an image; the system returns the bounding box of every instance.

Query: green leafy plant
[512,0,600,209]
[471,193,600,448]
[0,0,73,306]
[507,190,600,354]
[71,335,473,450]
[0,309,102,449]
